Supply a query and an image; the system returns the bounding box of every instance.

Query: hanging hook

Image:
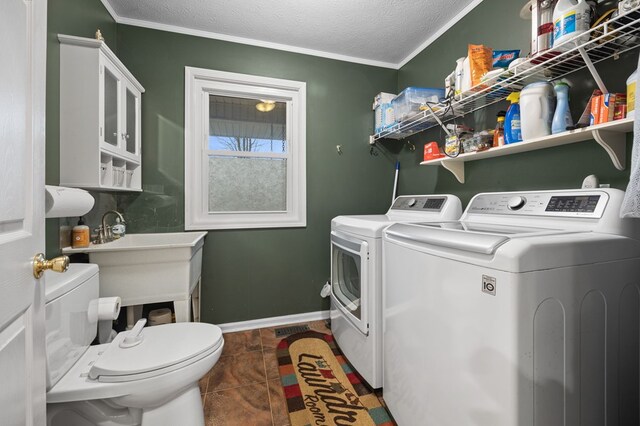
[406,141,416,152]
[370,145,379,156]
[336,145,343,155]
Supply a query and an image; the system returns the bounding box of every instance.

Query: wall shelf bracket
[441,160,465,184]
[577,47,608,94]
[592,129,626,170]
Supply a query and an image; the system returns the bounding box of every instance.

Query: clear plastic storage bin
[392,87,446,122]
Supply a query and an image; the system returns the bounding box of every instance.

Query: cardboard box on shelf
[598,93,626,124]
[590,94,602,125]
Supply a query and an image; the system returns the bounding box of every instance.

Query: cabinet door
[123,82,141,157]
[100,57,122,149]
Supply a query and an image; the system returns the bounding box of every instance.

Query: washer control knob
[407,198,417,207]
[507,196,527,210]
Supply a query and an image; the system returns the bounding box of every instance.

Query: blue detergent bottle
[504,92,522,144]
[552,82,573,134]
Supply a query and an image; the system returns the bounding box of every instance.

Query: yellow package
[468,44,493,90]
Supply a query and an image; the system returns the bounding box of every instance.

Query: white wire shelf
[420,117,634,183]
[370,6,640,144]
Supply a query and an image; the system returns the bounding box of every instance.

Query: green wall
[45,0,117,255]
[44,0,396,324]
[113,26,397,323]
[46,0,637,324]
[392,0,636,204]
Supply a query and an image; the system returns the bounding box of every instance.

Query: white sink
[63,232,207,253]
[63,232,207,322]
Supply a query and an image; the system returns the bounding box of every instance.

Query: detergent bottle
[504,92,522,144]
[553,0,593,50]
[552,82,573,134]
[628,68,637,118]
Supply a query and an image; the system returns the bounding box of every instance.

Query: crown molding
[100,0,119,24]
[396,0,484,69]
[100,0,483,70]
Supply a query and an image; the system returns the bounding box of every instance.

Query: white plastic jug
[628,68,637,118]
[454,57,465,97]
[520,82,557,140]
[553,0,593,49]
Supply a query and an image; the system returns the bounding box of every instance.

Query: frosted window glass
[207,94,289,213]
[208,156,287,212]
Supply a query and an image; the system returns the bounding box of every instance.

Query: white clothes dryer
[330,195,462,388]
[383,188,640,426]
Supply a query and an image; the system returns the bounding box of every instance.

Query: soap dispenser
[72,217,90,248]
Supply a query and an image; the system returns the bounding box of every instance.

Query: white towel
[620,53,640,218]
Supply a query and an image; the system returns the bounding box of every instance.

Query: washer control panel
[391,196,446,211]
[545,195,601,213]
[467,191,608,218]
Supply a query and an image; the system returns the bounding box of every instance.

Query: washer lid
[385,222,567,255]
[88,322,223,381]
[332,214,395,238]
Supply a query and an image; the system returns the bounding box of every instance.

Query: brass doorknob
[33,253,70,279]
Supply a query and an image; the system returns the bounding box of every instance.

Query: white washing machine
[383,188,640,426]
[330,194,462,389]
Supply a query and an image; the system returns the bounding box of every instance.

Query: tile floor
[199,320,334,426]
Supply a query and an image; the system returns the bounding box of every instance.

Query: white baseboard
[218,310,330,333]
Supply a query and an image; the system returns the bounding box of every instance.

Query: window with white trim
[185,68,306,230]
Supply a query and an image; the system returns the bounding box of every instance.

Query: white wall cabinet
[59,34,145,191]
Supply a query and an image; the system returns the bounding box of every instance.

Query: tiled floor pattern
[199,320,336,426]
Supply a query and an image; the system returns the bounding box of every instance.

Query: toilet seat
[47,323,224,404]
[90,322,223,383]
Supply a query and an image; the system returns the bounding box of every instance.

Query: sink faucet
[95,210,126,244]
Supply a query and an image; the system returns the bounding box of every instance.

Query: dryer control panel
[466,191,609,218]
[391,196,446,211]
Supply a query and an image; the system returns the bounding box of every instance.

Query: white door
[0,0,48,425]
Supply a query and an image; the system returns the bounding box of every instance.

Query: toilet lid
[89,322,223,382]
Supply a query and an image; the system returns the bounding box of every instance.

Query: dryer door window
[330,232,369,334]
[333,249,362,319]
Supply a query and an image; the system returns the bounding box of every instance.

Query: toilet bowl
[44,264,224,426]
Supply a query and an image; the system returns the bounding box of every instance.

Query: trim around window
[184,67,307,230]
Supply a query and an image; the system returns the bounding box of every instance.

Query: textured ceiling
[103,0,481,67]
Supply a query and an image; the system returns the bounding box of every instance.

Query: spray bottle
[504,92,522,144]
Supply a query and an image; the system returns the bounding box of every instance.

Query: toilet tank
[45,264,99,390]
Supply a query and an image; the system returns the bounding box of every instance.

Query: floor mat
[276,330,394,426]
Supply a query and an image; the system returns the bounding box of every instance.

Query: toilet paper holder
[88,296,121,344]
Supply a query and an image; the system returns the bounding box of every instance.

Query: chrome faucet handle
[101,211,125,239]
[92,225,110,244]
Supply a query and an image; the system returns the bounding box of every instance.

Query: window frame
[184,67,306,230]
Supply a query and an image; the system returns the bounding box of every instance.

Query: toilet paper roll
[97,297,121,320]
[45,185,95,218]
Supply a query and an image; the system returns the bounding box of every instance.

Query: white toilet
[45,264,224,426]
